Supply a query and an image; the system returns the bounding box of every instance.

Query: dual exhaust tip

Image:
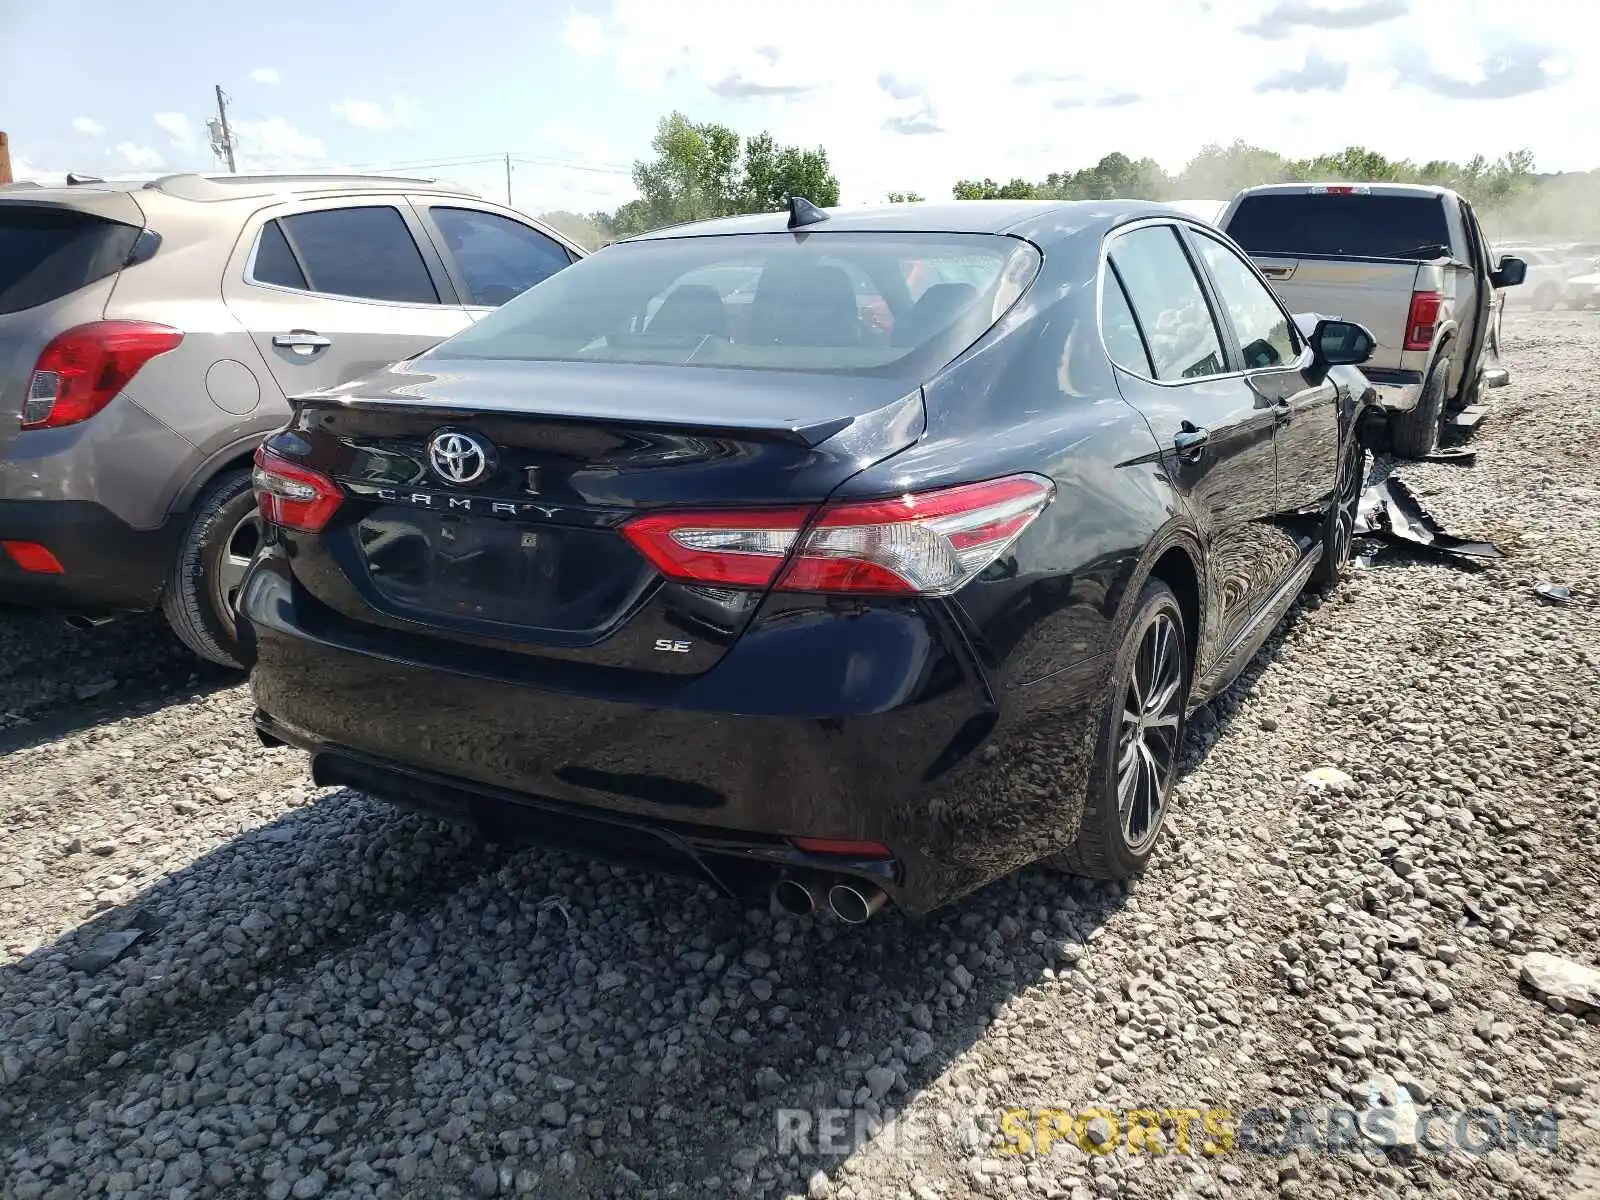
[772,875,887,924]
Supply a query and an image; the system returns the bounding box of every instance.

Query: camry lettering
[370,486,569,522]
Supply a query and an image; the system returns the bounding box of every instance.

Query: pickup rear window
[1226,194,1452,261]
[0,205,142,315]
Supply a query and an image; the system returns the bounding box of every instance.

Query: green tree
[952,177,1037,200]
[885,190,924,203]
[605,112,840,238]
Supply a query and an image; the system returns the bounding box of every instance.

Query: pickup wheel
[1390,356,1450,459]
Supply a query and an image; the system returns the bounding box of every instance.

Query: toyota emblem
[427,429,494,486]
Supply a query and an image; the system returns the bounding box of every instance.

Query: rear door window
[1108,225,1227,382]
[265,206,439,304]
[0,205,141,315]
[1190,232,1299,369]
[428,207,575,306]
[1226,193,1451,260]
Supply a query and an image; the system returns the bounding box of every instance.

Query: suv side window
[430,207,574,306]
[1190,231,1299,370]
[261,206,439,304]
[1108,225,1226,382]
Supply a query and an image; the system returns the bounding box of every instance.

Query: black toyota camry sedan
[240,198,1382,920]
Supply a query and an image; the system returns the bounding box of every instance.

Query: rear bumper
[1361,368,1423,413]
[241,553,1111,915]
[0,499,176,609]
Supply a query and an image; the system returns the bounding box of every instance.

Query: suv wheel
[1054,579,1190,880]
[162,469,260,669]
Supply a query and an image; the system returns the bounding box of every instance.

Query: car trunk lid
[276,357,924,670]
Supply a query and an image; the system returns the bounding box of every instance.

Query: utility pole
[212,85,237,173]
[0,132,11,185]
[504,153,512,206]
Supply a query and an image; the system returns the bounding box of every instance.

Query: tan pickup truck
[1218,183,1527,456]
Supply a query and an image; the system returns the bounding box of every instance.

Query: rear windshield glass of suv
[0,205,141,315]
[1226,194,1452,261]
[429,231,1041,377]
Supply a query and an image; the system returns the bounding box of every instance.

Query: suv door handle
[272,331,332,354]
[1173,425,1209,462]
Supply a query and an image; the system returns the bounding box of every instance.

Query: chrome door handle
[272,331,332,353]
[1173,425,1210,462]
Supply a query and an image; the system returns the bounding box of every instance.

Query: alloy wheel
[1116,611,1183,854]
[1330,446,1365,573]
[213,507,263,618]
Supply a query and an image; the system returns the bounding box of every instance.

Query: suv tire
[162,469,260,669]
[1390,354,1450,459]
[1054,579,1189,880]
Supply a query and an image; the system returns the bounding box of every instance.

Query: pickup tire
[1390,355,1450,459]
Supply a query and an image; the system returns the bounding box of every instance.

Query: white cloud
[330,97,418,132]
[71,117,105,138]
[116,142,164,170]
[561,0,1599,203]
[153,112,194,152]
[230,116,327,168]
[562,13,608,57]
[250,67,281,84]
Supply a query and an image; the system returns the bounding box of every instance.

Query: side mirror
[1311,317,1376,368]
[1491,255,1527,289]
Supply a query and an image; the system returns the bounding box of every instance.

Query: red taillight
[619,474,1054,597]
[1405,290,1442,351]
[790,837,893,858]
[1,540,65,574]
[20,321,184,430]
[252,445,343,533]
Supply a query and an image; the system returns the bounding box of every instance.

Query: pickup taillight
[1404,291,1442,351]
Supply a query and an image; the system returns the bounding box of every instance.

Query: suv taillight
[620,475,1055,596]
[20,321,183,430]
[1404,291,1442,351]
[253,445,343,533]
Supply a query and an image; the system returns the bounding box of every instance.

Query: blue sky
[3,0,1594,214]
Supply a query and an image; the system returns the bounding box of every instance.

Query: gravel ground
[2,310,1598,1200]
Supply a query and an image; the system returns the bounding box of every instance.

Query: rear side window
[430,231,1041,378]
[0,205,141,316]
[260,206,439,304]
[430,208,573,306]
[1108,226,1226,382]
[1226,194,1451,260]
[1100,268,1152,376]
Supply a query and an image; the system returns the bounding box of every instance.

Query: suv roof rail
[142,171,479,201]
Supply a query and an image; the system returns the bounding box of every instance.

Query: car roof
[625,199,1194,248]
[3,172,481,205]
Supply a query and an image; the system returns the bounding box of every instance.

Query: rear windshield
[429,231,1041,377]
[1226,194,1452,261]
[0,205,141,315]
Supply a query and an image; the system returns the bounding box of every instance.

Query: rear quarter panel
[100,194,290,521]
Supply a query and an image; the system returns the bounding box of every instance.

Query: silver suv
[0,172,585,666]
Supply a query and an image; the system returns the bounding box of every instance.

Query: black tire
[1389,355,1450,459]
[1310,438,1367,590]
[161,469,261,670]
[1056,580,1189,880]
